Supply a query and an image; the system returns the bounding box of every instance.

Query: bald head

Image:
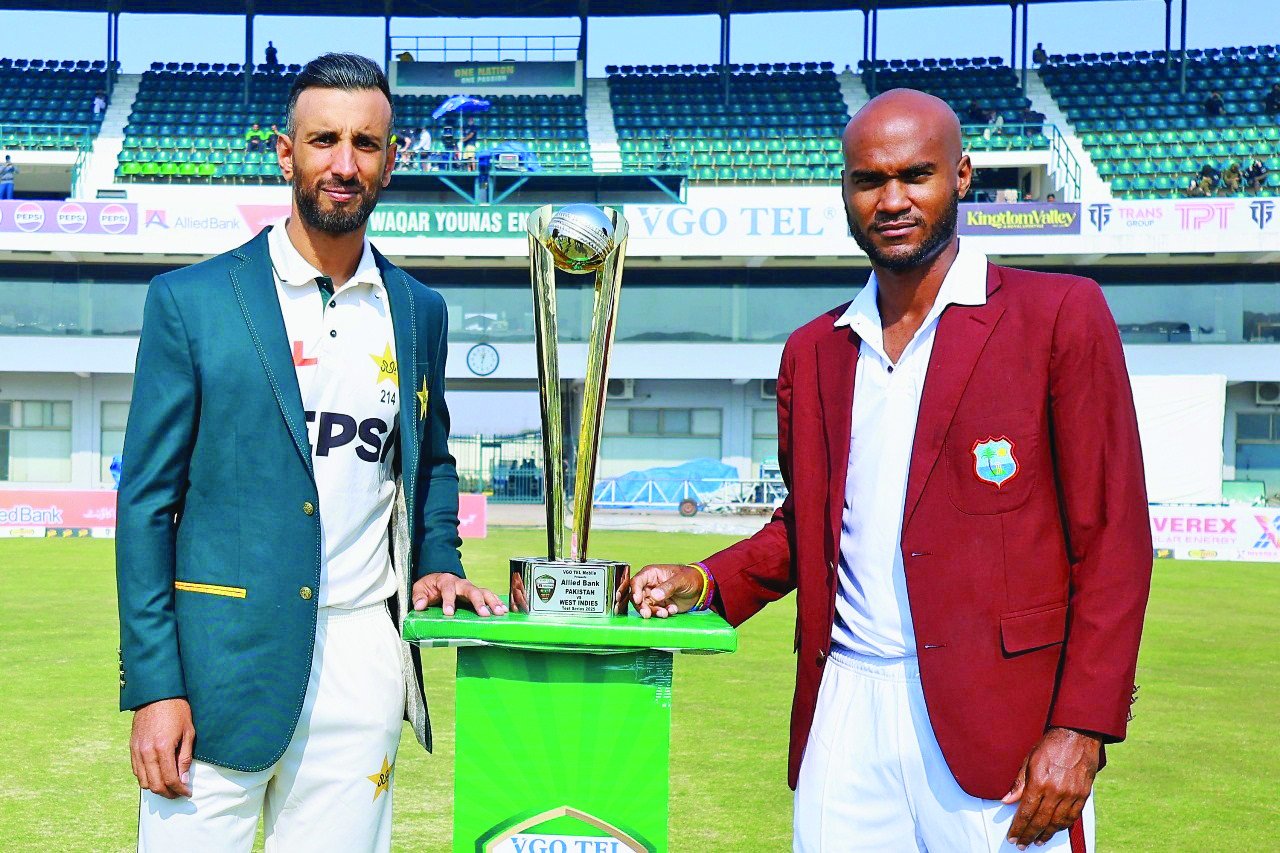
[839,88,971,273]
[843,88,964,164]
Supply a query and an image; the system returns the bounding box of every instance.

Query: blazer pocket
[1000,603,1067,654]
[174,580,247,599]
[945,408,1040,516]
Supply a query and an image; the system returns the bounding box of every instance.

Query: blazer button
[302,501,316,516]
[299,586,314,600]
[816,648,827,667]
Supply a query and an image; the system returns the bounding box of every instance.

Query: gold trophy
[510,204,631,617]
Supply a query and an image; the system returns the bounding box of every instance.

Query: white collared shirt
[830,242,989,658]
[268,220,400,609]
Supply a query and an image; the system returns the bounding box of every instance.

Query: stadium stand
[1042,45,1280,199]
[607,62,848,182]
[392,93,591,172]
[0,58,108,151]
[860,56,1050,152]
[115,64,592,182]
[116,64,300,183]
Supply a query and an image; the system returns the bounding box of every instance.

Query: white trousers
[138,603,407,853]
[794,649,1095,853]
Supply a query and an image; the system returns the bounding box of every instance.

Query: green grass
[0,535,1276,850]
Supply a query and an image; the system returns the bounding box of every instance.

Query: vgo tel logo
[57,202,88,233]
[98,203,131,234]
[13,201,45,232]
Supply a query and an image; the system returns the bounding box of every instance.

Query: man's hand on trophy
[630,564,705,619]
[413,573,508,617]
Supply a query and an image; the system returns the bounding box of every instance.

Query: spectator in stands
[1186,177,1207,197]
[92,90,107,120]
[1203,90,1226,117]
[461,120,478,170]
[0,155,16,200]
[1200,162,1221,191]
[413,126,432,158]
[660,133,676,170]
[1244,158,1270,193]
[1032,43,1048,66]
[264,41,279,70]
[1266,83,1280,118]
[1045,192,1057,203]
[245,122,270,152]
[265,124,280,149]
[396,51,414,63]
[1222,162,1244,194]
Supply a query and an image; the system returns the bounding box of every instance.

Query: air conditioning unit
[760,379,778,400]
[606,378,635,400]
[1256,382,1280,405]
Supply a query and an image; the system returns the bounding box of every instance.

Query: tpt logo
[1088,203,1111,232]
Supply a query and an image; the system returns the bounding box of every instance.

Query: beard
[847,191,959,272]
[294,175,381,235]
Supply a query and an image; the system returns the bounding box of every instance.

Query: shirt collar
[267,218,383,291]
[834,241,989,348]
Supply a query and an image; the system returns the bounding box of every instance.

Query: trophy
[510,204,631,617]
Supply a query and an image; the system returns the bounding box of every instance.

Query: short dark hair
[286,53,395,140]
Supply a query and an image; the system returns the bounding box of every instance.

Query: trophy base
[510,557,631,617]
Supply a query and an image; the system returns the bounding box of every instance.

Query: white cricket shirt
[830,243,988,658]
[268,221,400,609]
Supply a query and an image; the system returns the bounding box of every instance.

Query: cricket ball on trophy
[542,204,616,273]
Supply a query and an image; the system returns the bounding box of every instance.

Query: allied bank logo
[145,209,168,229]
[971,437,1019,488]
[1088,203,1112,232]
[1250,200,1275,231]
[1251,514,1280,549]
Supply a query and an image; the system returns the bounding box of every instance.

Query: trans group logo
[1088,203,1111,231]
[1250,199,1275,231]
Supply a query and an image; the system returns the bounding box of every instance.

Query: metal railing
[959,121,1082,201]
[593,477,788,515]
[449,433,546,503]
[394,145,597,175]
[0,123,96,196]
[390,35,580,63]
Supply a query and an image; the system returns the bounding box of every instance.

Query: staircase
[837,69,870,120]
[584,77,622,173]
[1024,69,1112,201]
[79,73,140,196]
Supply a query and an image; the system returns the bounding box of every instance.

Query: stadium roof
[0,0,1117,18]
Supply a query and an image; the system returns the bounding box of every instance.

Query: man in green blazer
[117,53,504,850]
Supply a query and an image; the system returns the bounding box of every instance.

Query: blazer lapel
[228,228,314,479]
[902,264,1006,529]
[376,250,421,526]
[815,318,859,563]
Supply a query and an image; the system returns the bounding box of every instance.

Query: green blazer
[116,226,463,772]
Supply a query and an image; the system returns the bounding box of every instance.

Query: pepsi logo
[57,202,88,233]
[13,202,44,232]
[98,203,131,234]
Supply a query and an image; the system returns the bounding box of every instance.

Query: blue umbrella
[432,95,492,121]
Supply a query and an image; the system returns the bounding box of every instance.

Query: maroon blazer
[703,262,1153,799]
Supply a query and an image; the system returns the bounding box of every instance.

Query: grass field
[0,531,1277,851]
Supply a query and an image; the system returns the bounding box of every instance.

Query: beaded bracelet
[688,562,715,612]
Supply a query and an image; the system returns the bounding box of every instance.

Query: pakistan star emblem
[417,377,429,421]
[368,754,393,802]
[370,343,398,386]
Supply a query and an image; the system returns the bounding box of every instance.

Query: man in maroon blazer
[631,90,1152,851]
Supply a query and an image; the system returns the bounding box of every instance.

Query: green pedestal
[404,603,736,852]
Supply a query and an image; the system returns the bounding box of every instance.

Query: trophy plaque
[510,204,631,617]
